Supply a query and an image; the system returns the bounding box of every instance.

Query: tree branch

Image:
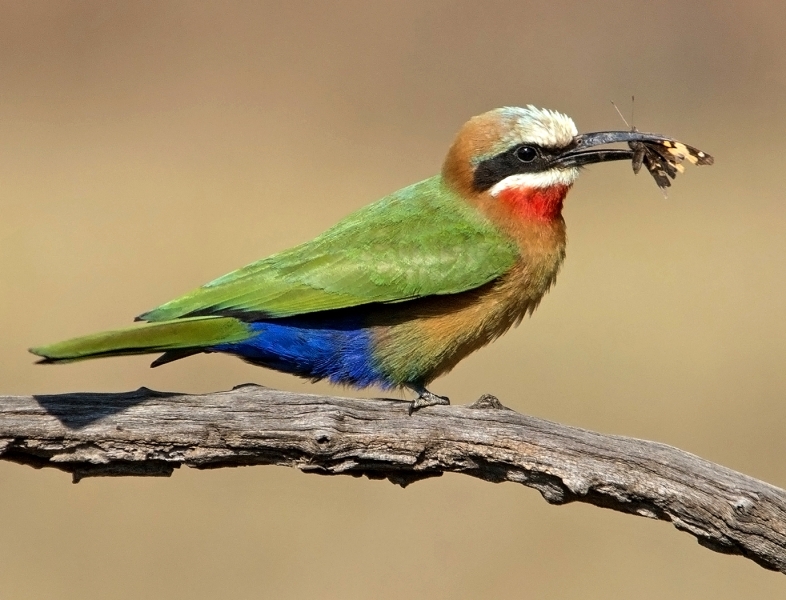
[1,385,784,573]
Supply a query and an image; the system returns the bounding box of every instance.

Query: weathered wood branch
[1,385,784,573]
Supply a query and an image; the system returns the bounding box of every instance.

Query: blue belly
[211,316,388,388]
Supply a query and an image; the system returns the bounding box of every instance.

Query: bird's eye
[515,146,538,162]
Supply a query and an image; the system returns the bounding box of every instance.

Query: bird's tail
[29,316,252,366]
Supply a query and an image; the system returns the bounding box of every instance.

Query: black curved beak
[557,131,666,167]
[554,130,714,191]
[557,130,715,168]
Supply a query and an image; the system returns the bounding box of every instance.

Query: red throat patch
[496,184,570,221]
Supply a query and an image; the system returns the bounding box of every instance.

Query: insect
[612,98,714,194]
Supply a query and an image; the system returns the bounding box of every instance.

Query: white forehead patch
[489,167,580,196]
[470,106,579,166]
[498,105,578,148]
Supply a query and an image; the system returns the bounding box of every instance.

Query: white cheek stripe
[489,168,579,196]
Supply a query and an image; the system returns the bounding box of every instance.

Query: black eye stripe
[473,144,563,192]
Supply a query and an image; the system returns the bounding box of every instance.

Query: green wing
[139,176,518,322]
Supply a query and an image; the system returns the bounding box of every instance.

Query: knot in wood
[467,394,510,410]
[314,431,332,445]
[732,496,755,515]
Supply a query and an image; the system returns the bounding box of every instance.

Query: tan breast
[371,217,567,386]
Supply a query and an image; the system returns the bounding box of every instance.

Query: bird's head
[443,106,689,223]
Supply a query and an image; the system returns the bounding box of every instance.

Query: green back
[140,176,518,322]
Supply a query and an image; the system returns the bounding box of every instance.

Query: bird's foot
[409,389,450,415]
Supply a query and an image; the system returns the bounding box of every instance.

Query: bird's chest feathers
[494,183,569,221]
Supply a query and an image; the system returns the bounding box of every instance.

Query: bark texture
[1,385,784,573]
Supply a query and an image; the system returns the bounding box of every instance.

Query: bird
[30,106,712,412]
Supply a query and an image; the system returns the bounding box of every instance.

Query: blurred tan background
[1,1,785,598]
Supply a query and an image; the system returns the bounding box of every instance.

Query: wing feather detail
[139,177,518,322]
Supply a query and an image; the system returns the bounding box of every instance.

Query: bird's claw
[408,390,450,415]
